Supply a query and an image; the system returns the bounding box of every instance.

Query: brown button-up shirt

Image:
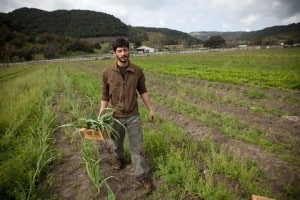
[101,61,147,117]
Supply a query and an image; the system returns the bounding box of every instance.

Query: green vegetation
[191,22,300,45]
[1,7,299,64]
[141,110,271,199]
[131,26,200,48]
[0,16,95,62]
[81,139,115,197]
[0,63,58,199]
[132,48,300,90]
[0,48,299,199]
[4,7,128,38]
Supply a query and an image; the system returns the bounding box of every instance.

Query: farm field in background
[0,48,299,199]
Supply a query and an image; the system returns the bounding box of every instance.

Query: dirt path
[95,141,154,200]
[148,73,300,161]
[147,72,300,116]
[45,93,96,199]
[46,133,155,199]
[145,72,300,199]
[46,93,154,199]
[44,68,299,199]
[45,127,97,199]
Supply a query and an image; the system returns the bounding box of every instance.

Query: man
[100,38,155,191]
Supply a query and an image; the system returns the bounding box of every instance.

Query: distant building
[135,46,157,53]
[238,45,248,49]
[165,44,184,50]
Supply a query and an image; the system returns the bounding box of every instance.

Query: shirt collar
[112,61,134,72]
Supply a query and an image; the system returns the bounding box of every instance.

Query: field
[0,48,299,200]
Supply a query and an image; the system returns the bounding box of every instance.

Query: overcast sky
[1,0,300,33]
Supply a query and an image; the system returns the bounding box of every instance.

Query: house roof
[135,46,156,50]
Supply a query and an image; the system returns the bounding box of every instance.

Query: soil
[46,93,154,200]
[45,70,300,199]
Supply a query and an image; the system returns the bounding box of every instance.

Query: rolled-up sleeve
[137,70,147,95]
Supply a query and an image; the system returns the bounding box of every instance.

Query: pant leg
[126,114,149,177]
[112,118,126,160]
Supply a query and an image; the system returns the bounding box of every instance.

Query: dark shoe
[114,159,126,170]
[137,177,155,192]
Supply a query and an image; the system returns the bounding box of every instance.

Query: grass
[131,48,300,90]
[140,108,273,199]
[146,72,298,117]
[151,92,300,165]
[0,48,299,199]
[57,64,117,199]
[81,139,115,198]
[0,63,58,199]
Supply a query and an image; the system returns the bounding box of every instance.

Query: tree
[128,27,148,48]
[284,38,294,45]
[262,37,278,46]
[43,43,58,59]
[204,35,226,48]
[93,42,101,50]
[252,37,262,45]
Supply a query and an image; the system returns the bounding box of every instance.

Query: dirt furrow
[191,95,300,141]
[147,72,300,115]
[95,141,154,200]
[150,85,300,150]
[46,92,154,199]
[46,93,96,199]
[154,104,300,199]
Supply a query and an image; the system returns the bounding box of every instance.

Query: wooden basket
[79,128,107,141]
[252,195,275,200]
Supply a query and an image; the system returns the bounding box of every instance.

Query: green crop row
[0,63,58,199]
[1,47,299,199]
[131,48,300,90]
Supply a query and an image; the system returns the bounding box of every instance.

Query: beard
[116,54,129,63]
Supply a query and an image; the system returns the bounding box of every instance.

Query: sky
[1,0,300,33]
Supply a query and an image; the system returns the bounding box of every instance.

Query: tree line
[0,16,96,63]
[5,7,129,38]
[2,7,298,63]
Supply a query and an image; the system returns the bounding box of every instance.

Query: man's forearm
[100,100,108,113]
[141,93,153,112]
[141,92,155,121]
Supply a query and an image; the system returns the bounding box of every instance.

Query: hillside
[129,26,200,48]
[190,23,300,44]
[1,7,199,47]
[190,31,246,41]
[3,7,299,47]
[0,15,96,62]
[2,7,129,38]
[243,23,300,41]
[1,7,299,63]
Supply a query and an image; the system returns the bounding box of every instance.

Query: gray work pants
[112,114,149,178]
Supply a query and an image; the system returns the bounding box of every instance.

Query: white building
[135,46,157,53]
[238,45,248,49]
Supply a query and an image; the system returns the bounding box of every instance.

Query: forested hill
[190,23,300,43]
[243,23,300,40]
[2,7,129,38]
[1,7,199,46]
[135,27,192,39]
[130,26,199,47]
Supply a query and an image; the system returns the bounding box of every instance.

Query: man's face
[114,47,129,63]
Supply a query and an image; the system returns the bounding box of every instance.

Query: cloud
[241,14,260,28]
[0,0,299,32]
[99,0,165,10]
[210,0,300,31]
[282,13,300,25]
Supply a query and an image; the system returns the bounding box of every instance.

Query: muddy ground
[46,71,300,200]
